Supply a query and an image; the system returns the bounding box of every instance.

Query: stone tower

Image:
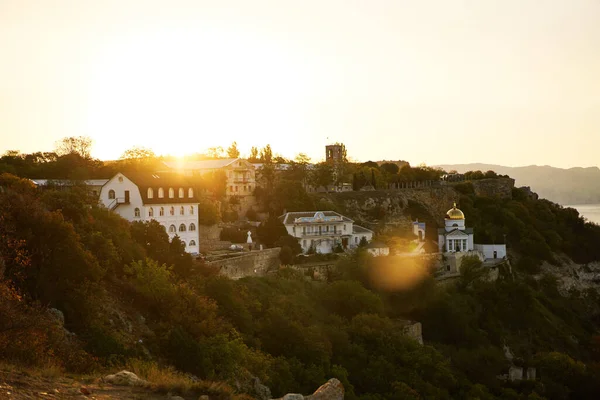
[325,143,345,165]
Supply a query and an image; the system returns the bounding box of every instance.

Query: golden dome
[446,202,465,220]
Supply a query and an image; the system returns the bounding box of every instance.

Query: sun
[85,27,313,160]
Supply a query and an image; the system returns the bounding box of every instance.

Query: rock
[48,308,65,326]
[274,379,344,400]
[282,395,304,400]
[167,395,185,400]
[103,370,147,386]
[80,386,92,396]
[305,378,344,400]
[253,376,272,400]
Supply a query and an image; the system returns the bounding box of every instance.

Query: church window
[189,223,196,231]
[149,207,154,217]
[170,206,175,216]
[108,189,115,199]
[180,206,184,215]
[169,225,176,233]
[169,188,174,198]
[178,188,184,198]
[179,224,186,232]
[159,207,164,216]
[158,188,164,198]
[148,188,154,198]
[188,188,194,198]
[134,208,140,217]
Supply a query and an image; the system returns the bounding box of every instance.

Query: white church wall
[474,244,507,260]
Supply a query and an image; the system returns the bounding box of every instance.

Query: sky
[1,0,599,168]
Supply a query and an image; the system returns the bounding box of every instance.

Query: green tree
[227,141,240,158]
[54,136,93,159]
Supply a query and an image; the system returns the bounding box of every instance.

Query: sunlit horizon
[1,1,600,169]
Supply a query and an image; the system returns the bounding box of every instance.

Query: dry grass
[125,359,251,399]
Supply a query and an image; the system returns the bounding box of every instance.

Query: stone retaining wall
[206,248,281,279]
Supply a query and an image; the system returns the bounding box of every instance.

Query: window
[303,226,306,234]
[230,186,233,192]
[178,188,184,198]
[149,207,154,217]
[118,176,123,183]
[169,206,174,216]
[108,189,115,199]
[189,223,196,231]
[179,223,186,232]
[190,206,194,215]
[158,188,164,198]
[355,237,358,244]
[189,240,196,247]
[169,224,176,233]
[134,208,140,217]
[148,188,154,198]
[169,188,174,198]
[188,188,193,198]
[180,206,184,215]
[159,207,164,216]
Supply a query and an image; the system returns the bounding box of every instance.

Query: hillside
[3,173,600,399]
[435,163,600,205]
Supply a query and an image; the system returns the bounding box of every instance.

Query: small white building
[413,220,426,241]
[280,211,373,254]
[98,172,200,254]
[366,241,390,257]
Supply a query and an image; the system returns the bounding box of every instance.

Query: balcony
[233,178,252,184]
[108,197,129,211]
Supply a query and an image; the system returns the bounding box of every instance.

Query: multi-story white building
[161,158,256,198]
[280,211,373,254]
[98,172,200,253]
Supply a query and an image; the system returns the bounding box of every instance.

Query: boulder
[103,371,147,386]
[306,379,344,400]
[253,376,272,400]
[274,378,344,400]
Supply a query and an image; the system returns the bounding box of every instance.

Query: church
[437,203,474,253]
[438,203,507,271]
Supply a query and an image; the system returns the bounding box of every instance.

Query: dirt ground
[0,367,174,400]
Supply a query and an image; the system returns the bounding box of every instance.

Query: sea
[566,204,600,225]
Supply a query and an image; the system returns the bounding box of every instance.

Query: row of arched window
[168,223,196,232]
[147,205,194,217]
[147,187,193,199]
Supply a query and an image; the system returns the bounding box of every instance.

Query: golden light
[84,27,313,160]
[367,255,429,291]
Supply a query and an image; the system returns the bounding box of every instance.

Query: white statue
[247,231,253,244]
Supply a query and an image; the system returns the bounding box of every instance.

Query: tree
[248,146,259,162]
[380,162,400,175]
[227,142,240,158]
[55,136,93,159]
[206,147,224,159]
[120,146,156,160]
[259,145,273,163]
[310,163,333,189]
[257,215,288,247]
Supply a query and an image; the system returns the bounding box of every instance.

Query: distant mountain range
[434,163,600,206]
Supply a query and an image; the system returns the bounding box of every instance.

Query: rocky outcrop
[470,178,515,200]
[103,370,148,386]
[273,378,344,400]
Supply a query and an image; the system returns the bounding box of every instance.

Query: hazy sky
[1,0,599,167]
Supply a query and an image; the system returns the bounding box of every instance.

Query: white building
[98,172,200,254]
[437,203,475,253]
[437,203,507,271]
[366,241,390,257]
[280,211,373,254]
[161,158,255,198]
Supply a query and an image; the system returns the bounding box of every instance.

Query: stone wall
[469,178,515,200]
[206,248,281,279]
[198,225,232,251]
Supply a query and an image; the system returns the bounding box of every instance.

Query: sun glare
[85,28,312,160]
